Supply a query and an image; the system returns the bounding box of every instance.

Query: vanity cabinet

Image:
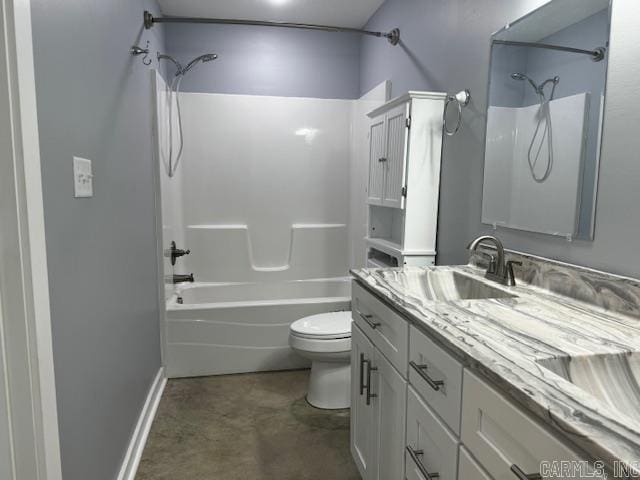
[351,325,376,478]
[351,322,407,480]
[351,281,409,480]
[350,282,605,480]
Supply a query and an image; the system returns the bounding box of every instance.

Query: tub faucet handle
[168,241,191,265]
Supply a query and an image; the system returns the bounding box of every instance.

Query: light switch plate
[73,157,93,198]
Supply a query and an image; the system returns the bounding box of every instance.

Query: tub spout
[172,273,194,284]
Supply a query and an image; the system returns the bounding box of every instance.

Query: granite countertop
[351,262,640,473]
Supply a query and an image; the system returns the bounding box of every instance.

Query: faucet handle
[476,251,497,273]
[506,261,522,286]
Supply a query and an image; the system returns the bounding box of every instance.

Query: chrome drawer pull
[410,361,445,391]
[359,353,366,395]
[510,464,542,480]
[358,311,381,330]
[406,446,440,480]
[365,360,378,405]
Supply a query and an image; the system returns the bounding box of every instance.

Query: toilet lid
[290,311,352,339]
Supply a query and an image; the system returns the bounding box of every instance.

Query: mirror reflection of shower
[158,52,218,177]
[511,72,560,183]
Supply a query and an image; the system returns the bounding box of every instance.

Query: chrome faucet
[467,235,520,286]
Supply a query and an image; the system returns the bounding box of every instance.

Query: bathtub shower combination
[153,71,368,377]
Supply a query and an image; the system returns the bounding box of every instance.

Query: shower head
[157,52,218,77]
[510,72,540,95]
[511,72,561,99]
[539,76,560,90]
[182,53,218,74]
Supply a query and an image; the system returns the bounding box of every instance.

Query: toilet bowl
[289,311,352,409]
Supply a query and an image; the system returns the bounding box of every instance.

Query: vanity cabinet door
[371,348,407,480]
[461,369,604,480]
[458,446,493,480]
[405,386,459,480]
[382,103,409,209]
[351,324,376,480]
[367,115,386,206]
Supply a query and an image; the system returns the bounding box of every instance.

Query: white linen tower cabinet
[365,91,446,267]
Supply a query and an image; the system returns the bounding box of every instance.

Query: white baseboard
[116,367,166,480]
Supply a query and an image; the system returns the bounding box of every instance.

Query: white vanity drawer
[458,446,493,480]
[352,281,408,374]
[408,326,463,434]
[406,386,459,480]
[461,369,603,480]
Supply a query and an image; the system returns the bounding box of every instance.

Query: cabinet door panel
[367,117,386,206]
[458,446,493,480]
[371,349,407,480]
[461,370,605,480]
[383,104,409,209]
[351,324,376,480]
[406,386,459,480]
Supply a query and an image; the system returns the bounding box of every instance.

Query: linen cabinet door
[367,115,386,206]
[350,324,376,480]
[382,103,409,209]
[370,349,407,480]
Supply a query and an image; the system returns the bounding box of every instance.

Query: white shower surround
[483,92,589,238]
[154,72,387,376]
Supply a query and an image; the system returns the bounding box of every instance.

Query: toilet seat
[290,311,352,340]
[289,334,351,354]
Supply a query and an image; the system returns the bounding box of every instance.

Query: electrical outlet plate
[73,157,93,197]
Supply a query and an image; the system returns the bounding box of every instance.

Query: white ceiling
[495,0,609,42]
[157,0,386,29]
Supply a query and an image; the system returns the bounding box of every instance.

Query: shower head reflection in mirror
[157,53,219,177]
[510,72,560,183]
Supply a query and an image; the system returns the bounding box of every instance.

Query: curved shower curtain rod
[143,10,401,45]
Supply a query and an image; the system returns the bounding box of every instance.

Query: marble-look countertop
[351,264,640,473]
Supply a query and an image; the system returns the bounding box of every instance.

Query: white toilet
[289,311,352,409]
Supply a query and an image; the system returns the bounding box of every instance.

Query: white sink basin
[378,269,517,302]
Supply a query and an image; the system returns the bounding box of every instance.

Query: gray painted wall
[164,23,360,98]
[361,0,640,278]
[30,1,165,479]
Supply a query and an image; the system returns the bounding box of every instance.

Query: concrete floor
[135,369,361,480]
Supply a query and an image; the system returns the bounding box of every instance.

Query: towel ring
[443,89,471,136]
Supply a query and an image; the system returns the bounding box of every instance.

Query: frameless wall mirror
[481,0,611,240]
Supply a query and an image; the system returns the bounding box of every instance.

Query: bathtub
[165,278,351,378]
